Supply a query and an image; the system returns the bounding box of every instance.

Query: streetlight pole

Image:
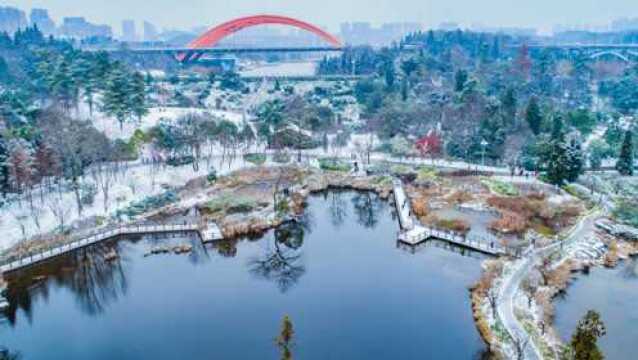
[480,139,489,169]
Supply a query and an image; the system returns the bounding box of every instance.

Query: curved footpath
[496,211,601,359]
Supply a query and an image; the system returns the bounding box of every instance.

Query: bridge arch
[589,51,631,62]
[188,15,342,49]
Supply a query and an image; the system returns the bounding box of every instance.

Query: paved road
[497,211,601,359]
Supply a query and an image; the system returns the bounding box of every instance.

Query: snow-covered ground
[89,106,246,140]
[0,155,252,251]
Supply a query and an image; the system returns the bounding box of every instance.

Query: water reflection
[248,221,307,293]
[351,192,383,229]
[3,239,129,323]
[327,191,348,228]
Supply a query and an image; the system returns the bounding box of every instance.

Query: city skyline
[4,0,638,35]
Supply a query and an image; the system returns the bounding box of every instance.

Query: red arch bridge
[102,15,344,63]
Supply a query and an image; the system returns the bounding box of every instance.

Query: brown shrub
[411,198,430,217]
[422,215,471,234]
[445,190,474,204]
[489,211,528,234]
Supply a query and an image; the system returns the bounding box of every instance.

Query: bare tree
[11,211,29,242]
[512,335,530,360]
[91,164,115,214]
[521,274,539,308]
[29,205,42,236]
[48,195,70,231]
[487,288,499,318]
[538,257,552,286]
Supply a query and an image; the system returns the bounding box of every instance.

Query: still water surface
[554,258,638,360]
[1,191,486,359]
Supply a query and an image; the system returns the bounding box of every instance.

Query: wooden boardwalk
[392,179,506,256]
[0,222,223,274]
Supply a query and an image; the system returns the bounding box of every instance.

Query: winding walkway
[497,211,601,359]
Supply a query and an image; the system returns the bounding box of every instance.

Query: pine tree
[51,56,78,111]
[545,115,569,185]
[401,77,408,101]
[102,65,133,130]
[569,310,606,360]
[566,137,584,182]
[526,97,542,135]
[129,71,149,122]
[454,69,468,92]
[0,135,8,196]
[276,315,295,360]
[616,130,634,176]
[501,87,517,128]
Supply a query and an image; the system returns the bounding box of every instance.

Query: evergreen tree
[102,65,133,130]
[454,69,468,92]
[129,71,149,122]
[71,57,98,115]
[0,135,8,196]
[276,315,295,360]
[566,137,584,182]
[616,130,634,175]
[383,60,395,89]
[569,310,606,360]
[501,87,517,128]
[401,77,408,101]
[51,56,78,111]
[545,115,569,185]
[525,97,542,135]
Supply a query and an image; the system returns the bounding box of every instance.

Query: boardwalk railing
[398,226,506,256]
[0,222,222,274]
[391,177,506,256]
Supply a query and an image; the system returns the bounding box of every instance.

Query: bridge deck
[0,222,223,274]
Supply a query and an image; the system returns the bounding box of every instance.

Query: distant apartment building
[470,24,537,37]
[611,18,638,32]
[59,17,112,39]
[122,19,137,42]
[143,21,159,42]
[340,22,422,46]
[0,6,28,34]
[29,8,56,35]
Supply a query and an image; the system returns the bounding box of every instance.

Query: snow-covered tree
[566,136,584,182]
[6,138,35,194]
[102,65,133,130]
[616,130,634,176]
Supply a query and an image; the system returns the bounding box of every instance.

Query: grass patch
[243,153,267,166]
[612,198,638,227]
[481,177,519,196]
[116,191,178,219]
[371,175,393,186]
[318,157,352,172]
[416,166,439,181]
[203,193,261,215]
[423,215,470,234]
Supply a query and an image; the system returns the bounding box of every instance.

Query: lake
[554,258,638,360]
[0,191,486,359]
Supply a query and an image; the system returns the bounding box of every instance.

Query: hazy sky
[6,0,638,33]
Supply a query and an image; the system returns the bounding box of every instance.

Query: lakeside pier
[392,179,507,256]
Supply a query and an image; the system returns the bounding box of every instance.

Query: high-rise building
[143,21,158,42]
[29,8,56,35]
[59,17,112,39]
[122,19,136,42]
[0,6,28,34]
